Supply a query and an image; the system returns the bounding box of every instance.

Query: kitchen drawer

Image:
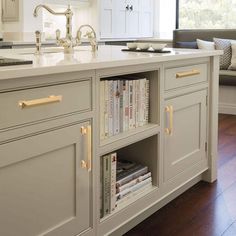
[165,64,207,90]
[0,79,92,130]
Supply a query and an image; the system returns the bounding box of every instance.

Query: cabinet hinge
[205,142,208,152]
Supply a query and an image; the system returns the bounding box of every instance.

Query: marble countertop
[0,45,222,81]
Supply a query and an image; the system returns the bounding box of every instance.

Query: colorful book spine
[128,80,134,130]
[104,80,109,139]
[110,153,117,212]
[108,80,114,137]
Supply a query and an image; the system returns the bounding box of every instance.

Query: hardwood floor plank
[125,115,236,236]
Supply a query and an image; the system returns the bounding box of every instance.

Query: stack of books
[100,77,150,140]
[100,153,152,218]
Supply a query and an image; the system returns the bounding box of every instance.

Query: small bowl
[151,43,167,51]
[127,43,137,49]
[137,43,150,50]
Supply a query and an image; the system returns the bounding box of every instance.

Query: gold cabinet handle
[176,69,200,79]
[81,125,92,172]
[165,105,173,136]
[19,95,62,109]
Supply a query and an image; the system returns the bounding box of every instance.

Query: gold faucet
[77,24,98,52]
[33,5,97,54]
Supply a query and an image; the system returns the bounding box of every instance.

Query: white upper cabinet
[2,0,19,22]
[100,0,153,39]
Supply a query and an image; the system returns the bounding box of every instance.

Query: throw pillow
[196,39,215,50]
[214,38,232,70]
[228,42,236,70]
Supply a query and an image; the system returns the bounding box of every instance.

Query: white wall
[154,0,176,39]
[2,0,91,41]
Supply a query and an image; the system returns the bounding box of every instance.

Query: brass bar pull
[19,95,62,109]
[81,125,92,172]
[176,69,200,79]
[165,105,173,136]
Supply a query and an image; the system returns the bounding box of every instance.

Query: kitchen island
[0,46,221,236]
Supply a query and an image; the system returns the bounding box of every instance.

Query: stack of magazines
[100,77,150,140]
[100,153,152,218]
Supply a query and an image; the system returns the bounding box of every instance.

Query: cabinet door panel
[0,123,92,236]
[127,0,140,37]
[2,0,19,22]
[114,0,127,38]
[100,0,114,38]
[164,90,207,182]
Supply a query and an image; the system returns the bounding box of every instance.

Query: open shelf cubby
[99,70,160,142]
[100,134,159,220]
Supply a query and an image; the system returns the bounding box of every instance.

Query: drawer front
[0,79,92,130]
[165,64,207,90]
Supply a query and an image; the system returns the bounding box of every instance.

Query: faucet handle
[75,30,82,44]
[35,30,42,55]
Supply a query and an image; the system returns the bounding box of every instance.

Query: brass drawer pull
[81,125,92,172]
[176,69,200,79]
[19,95,62,109]
[165,105,173,136]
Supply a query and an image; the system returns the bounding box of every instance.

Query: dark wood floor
[125,114,236,236]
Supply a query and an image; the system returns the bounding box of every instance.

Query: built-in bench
[173,29,236,114]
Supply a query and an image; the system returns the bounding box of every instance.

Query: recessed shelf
[100,185,158,222]
[99,123,160,156]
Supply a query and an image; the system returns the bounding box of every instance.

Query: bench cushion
[220,70,236,86]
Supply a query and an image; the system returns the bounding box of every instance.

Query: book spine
[116,177,152,201]
[135,79,140,127]
[132,80,136,128]
[128,80,133,130]
[100,80,105,140]
[116,172,151,193]
[140,79,146,126]
[116,166,148,187]
[113,80,118,135]
[104,80,109,139]
[103,155,111,216]
[124,80,129,132]
[100,157,103,218]
[116,183,153,207]
[120,80,124,133]
[145,79,149,125]
[108,80,114,137]
[110,153,117,212]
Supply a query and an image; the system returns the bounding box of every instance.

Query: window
[176,0,236,29]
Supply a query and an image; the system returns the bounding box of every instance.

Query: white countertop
[0,46,222,81]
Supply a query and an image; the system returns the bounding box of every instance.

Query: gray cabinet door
[164,90,207,182]
[0,122,93,236]
[2,0,19,22]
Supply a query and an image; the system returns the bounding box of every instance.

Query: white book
[104,80,109,138]
[116,183,153,207]
[108,80,114,137]
[113,80,118,135]
[116,172,151,193]
[124,80,129,132]
[128,80,134,130]
[139,79,146,126]
[116,177,152,201]
[145,79,150,124]
[135,79,140,127]
[110,153,117,212]
[120,80,125,133]
[132,80,136,129]
[100,80,105,140]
